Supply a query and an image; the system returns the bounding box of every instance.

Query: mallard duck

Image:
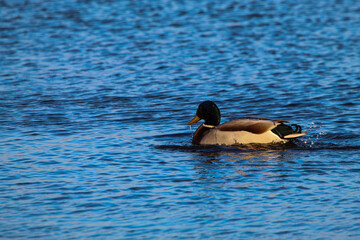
[188,101,306,145]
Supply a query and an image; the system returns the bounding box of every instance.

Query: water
[1,0,360,239]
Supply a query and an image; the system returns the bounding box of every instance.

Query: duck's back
[217,118,279,133]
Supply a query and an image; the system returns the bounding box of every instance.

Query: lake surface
[1,0,360,239]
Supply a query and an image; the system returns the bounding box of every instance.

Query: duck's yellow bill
[188,115,200,125]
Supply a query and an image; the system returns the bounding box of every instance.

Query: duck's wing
[244,116,288,122]
[217,118,282,134]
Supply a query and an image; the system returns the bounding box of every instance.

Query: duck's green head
[188,101,221,126]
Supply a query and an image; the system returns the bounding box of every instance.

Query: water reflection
[190,145,298,186]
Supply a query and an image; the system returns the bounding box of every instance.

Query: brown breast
[192,125,211,144]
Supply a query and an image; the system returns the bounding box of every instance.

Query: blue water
[1,0,360,239]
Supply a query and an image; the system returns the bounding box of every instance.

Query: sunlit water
[1,0,360,239]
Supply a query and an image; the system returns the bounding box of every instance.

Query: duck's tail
[272,123,306,139]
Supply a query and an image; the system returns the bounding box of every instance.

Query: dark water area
[1,0,360,239]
